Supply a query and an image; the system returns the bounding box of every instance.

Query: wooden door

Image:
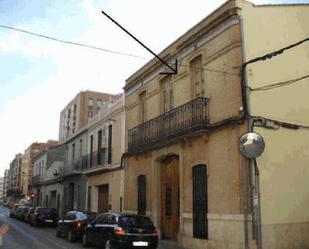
[161,156,179,240]
[98,185,109,213]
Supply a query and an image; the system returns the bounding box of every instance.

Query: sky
[0,0,308,175]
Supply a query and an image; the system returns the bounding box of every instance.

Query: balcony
[80,148,111,171]
[59,159,83,177]
[128,97,209,153]
[60,148,111,176]
[32,175,43,187]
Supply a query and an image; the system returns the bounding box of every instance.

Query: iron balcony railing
[32,175,43,186]
[81,148,112,170]
[128,97,209,152]
[60,148,112,176]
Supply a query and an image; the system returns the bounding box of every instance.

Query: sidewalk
[158,240,184,249]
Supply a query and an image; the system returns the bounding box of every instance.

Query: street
[0,206,180,249]
[0,206,91,249]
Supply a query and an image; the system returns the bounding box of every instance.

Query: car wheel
[82,233,90,247]
[105,239,113,249]
[68,230,75,243]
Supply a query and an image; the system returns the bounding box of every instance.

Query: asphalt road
[0,206,180,249]
[0,206,95,249]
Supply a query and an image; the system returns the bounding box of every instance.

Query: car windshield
[119,216,154,228]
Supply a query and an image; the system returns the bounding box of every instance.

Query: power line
[0,24,149,60]
[249,73,309,91]
[241,36,309,115]
[245,37,309,65]
[250,114,309,130]
[0,24,239,76]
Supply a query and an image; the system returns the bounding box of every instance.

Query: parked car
[82,213,158,249]
[16,206,29,220]
[30,207,58,227]
[56,211,96,242]
[9,204,24,218]
[20,206,31,221]
[25,207,35,223]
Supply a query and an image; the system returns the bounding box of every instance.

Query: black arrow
[101,10,177,75]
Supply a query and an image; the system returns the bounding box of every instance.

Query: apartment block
[58,91,120,142]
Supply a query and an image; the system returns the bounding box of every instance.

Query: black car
[30,207,58,227]
[82,213,158,249]
[56,211,95,242]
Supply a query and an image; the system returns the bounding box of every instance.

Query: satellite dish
[239,132,265,159]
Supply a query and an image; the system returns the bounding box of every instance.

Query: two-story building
[123,1,309,249]
[32,143,64,215]
[123,1,247,249]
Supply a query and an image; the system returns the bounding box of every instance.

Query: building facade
[32,144,64,216]
[61,127,89,212]
[3,169,9,197]
[8,153,24,194]
[123,1,249,249]
[0,177,4,199]
[123,1,309,249]
[58,90,120,142]
[59,91,120,212]
[85,94,125,213]
[239,1,309,249]
[22,141,59,197]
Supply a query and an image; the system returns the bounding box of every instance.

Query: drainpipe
[239,16,262,249]
[239,16,250,249]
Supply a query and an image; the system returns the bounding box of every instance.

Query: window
[137,175,146,215]
[79,139,83,158]
[190,55,203,98]
[139,91,147,122]
[65,146,69,164]
[90,135,94,167]
[95,214,108,225]
[192,164,208,239]
[107,125,112,164]
[97,129,103,165]
[88,98,94,118]
[73,104,77,116]
[160,75,173,113]
[72,143,75,163]
[107,214,117,225]
[97,99,102,113]
[73,104,77,132]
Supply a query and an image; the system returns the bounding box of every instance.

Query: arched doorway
[160,156,179,240]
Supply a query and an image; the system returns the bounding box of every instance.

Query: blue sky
[0,0,110,110]
[0,0,308,175]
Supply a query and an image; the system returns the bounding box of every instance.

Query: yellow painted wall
[88,169,122,212]
[238,0,309,226]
